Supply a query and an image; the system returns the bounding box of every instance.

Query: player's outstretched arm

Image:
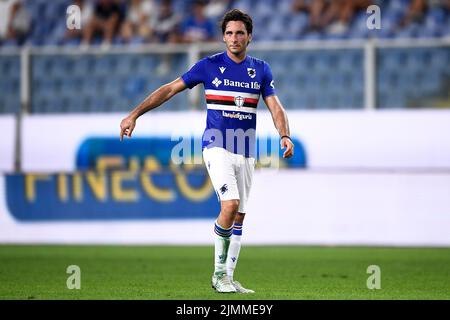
[120,77,187,140]
[264,95,294,159]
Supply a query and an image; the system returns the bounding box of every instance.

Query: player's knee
[221,200,239,216]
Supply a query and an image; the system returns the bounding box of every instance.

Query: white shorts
[203,147,255,213]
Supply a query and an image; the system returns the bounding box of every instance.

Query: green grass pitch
[0,245,448,300]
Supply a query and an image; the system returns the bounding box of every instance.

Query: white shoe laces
[218,274,233,287]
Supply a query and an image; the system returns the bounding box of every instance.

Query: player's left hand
[281,137,294,159]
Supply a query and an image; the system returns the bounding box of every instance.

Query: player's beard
[228,42,248,57]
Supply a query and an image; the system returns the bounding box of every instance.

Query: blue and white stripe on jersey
[181,51,276,158]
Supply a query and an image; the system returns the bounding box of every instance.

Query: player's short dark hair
[221,9,253,35]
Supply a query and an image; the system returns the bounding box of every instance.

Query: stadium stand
[0,0,449,113]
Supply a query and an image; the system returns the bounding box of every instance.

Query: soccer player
[119,9,294,293]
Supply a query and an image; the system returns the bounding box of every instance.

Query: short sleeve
[261,62,276,99]
[181,58,206,89]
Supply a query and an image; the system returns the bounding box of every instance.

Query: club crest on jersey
[234,96,245,108]
[247,68,256,78]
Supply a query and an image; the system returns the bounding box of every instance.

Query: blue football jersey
[181,51,276,158]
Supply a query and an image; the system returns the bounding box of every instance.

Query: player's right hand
[120,116,136,141]
[281,137,294,159]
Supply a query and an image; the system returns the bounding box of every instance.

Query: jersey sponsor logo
[223,78,260,90]
[212,77,222,88]
[247,68,256,78]
[222,110,253,121]
[219,66,226,74]
[234,96,245,108]
[270,80,275,89]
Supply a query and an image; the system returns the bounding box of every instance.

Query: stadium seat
[254,0,274,18]
[3,59,20,77]
[337,50,363,72]
[233,0,251,13]
[396,23,421,38]
[80,78,98,96]
[72,56,95,76]
[287,13,308,39]
[92,56,117,76]
[277,0,293,15]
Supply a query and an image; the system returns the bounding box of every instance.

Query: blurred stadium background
[0,0,450,299]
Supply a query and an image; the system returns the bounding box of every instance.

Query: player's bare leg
[212,200,239,293]
[226,212,255,293]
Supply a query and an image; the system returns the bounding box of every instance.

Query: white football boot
[232,280,255,293]
[211,273,237,293]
